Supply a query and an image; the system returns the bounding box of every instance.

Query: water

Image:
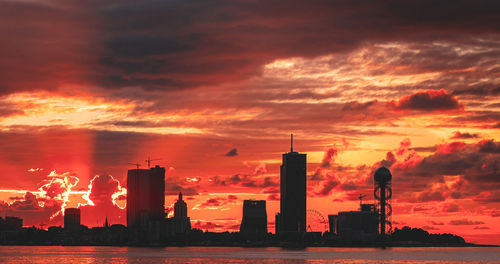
[0,246,498,264]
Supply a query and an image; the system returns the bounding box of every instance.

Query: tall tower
[127,165,165,227]
[280,134,307,234]
[173,192,191,234]
[374,166,392,237]
[174,192,187,218]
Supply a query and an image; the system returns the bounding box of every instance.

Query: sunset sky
[0,0,499,244]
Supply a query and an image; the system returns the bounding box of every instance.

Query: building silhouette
[275,213,280,235]
[174,192,187,218]
[334,204,378,242]
[240,200,267,233]
[171,192,191,235]
[64,208,81,232]
[279,134,307,234]
[0,216,22,231]
[328,214,337,234]
[126,165,166,228]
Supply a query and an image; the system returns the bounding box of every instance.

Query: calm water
[0,246,499,264]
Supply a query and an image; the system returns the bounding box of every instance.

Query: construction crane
[359,194,366,206]
[128,162,141,169]
[145,156,161,168]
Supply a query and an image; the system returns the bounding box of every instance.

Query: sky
[0,0,499,244]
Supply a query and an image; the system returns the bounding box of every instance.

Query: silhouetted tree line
[391,226,465,244]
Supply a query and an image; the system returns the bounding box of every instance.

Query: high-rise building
[279,134,307,234]
[127,165,165,228]
[240,200,267,233]
[64,208,80,232]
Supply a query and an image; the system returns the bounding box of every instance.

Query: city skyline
[0,0,499,245]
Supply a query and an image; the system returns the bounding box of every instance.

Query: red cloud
[78,174,126,226]
[390,89,462,111]
[0,170,80,226]
[437,141,467,154]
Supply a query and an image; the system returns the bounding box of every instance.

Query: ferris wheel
[306,209,328,232]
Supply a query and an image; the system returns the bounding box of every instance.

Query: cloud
[429,221,444,226]
[315,174,340,197]
[417,191,446,202]
[451,131,479,139]
[78,174,127,226]
[391,89,461,111]
[478,139,500,153]
[449,219,485,225]
[442,203,461,212]
[2,0,500,94]
[0,170,80,226]
[225,148,238,157]
[192,195,239,210]
[320,147,338,168]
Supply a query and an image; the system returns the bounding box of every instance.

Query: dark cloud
[442,203,460,212]
[225,148,238,157]
[315,175,340,197]
[478,139,500,153]
[2,0,500,93]
[417,191,446,202]
[449,219,485,225]
[422,225,439,231]
[165,183,199,196]
[451,131,479,139]
[341,101,378,112]
[430,221,444,226]
[391,89,461,111]
[453,86,500,96]
[320,147,338,168]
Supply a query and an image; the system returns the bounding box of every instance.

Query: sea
[0,246,498,264]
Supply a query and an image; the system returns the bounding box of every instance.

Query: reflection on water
[0,246,498,264]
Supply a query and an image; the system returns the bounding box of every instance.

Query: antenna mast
[291,133,294,152]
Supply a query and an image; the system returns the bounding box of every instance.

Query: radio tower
[374,167,392,238]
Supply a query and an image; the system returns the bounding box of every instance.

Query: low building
[240,200,267,233]
[64,208,81,232]
[336,204,378,242]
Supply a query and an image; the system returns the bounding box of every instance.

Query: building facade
[126,165,165,228]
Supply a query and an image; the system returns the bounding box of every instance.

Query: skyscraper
[64,208,80,232]
[126,165,165,228]
[279,134,307,234]
[240,200,267,233]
